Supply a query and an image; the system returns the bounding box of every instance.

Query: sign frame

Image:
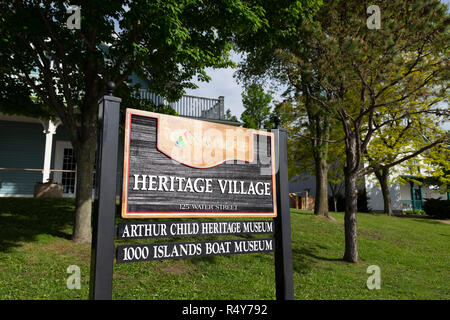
[121,108,277,219]
[89,87,294,300]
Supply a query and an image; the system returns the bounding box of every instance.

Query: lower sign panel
[116,238,274,263]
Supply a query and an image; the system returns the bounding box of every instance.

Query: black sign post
[88,89,294,300]
[89,83,121,300]
[272,127,295,300]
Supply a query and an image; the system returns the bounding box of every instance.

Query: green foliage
[236,0,449,261]
[423,198,450,219]
[240,83,273,129]
[224,109,238,122]
[0,0,275,241]
[235,0,323,84]
[403,209,426,216]
[0,0,269,119]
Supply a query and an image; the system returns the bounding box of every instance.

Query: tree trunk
[314,158,329,216]
[375,168,393,216]
[343,134,358,263]
[72,134,97,243]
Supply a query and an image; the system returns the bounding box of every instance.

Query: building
[365,173,449,213]
[0,88,237,198]
[289,163,448,213]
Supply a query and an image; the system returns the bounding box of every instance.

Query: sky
[185,52,252,120]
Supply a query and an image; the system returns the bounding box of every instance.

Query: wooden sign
[121,109,277,218]
[90,91,293,300]
[117,220,275,239]
[116,238,274,263]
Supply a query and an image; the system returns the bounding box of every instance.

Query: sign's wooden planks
[116,238,275,263]
[116,220,275,239]
[121,109,277,218]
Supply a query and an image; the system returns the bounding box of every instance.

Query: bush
[423,198,450,219]
[403,209,426,216]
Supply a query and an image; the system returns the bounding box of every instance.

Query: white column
[41,120,61,183]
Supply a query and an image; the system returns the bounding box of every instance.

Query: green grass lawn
[0,198,448,300]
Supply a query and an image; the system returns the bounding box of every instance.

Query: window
[61,148,76,194]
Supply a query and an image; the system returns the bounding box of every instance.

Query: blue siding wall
[0,121,45,195]
[1,119,125,198]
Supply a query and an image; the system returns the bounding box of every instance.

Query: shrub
[403,209,426,216]
[423,198,450,219]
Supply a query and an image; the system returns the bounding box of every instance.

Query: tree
[277,91,341,218]
[327,146,346,213]
[0,0,267,242]
[365,107,447,215]
[236,0,448,262]
[234,0,329,215]
[289,0,449,262]
[240,83,273,129]
[225,108,238,122]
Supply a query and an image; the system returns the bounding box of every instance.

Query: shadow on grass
[395,216,450,226]
[292,245,342,274]
[409,218,444,225]
[0,198,75,252]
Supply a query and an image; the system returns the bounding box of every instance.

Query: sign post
[89,83,121,300]
[272,127,295,300]
[89,96,294,300]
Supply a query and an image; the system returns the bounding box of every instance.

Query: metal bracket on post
[89,82,121,300]
[272,126,295,300]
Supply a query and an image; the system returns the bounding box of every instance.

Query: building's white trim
[0,194,33,198]
[54,140,76,195]
[41,120,62,183]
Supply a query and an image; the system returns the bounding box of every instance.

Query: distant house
[365,173,449,213]
[289,163,448,213]
[0,81,237,198]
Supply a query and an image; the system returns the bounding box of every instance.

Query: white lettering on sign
[234,239,273,253]
[117,239,274,263]
[132,174,271,196]
[121,223,168,238]
[151,243,203,259]
[242,221,273,233]
[205,241,232,255]
[119,221,274,239]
